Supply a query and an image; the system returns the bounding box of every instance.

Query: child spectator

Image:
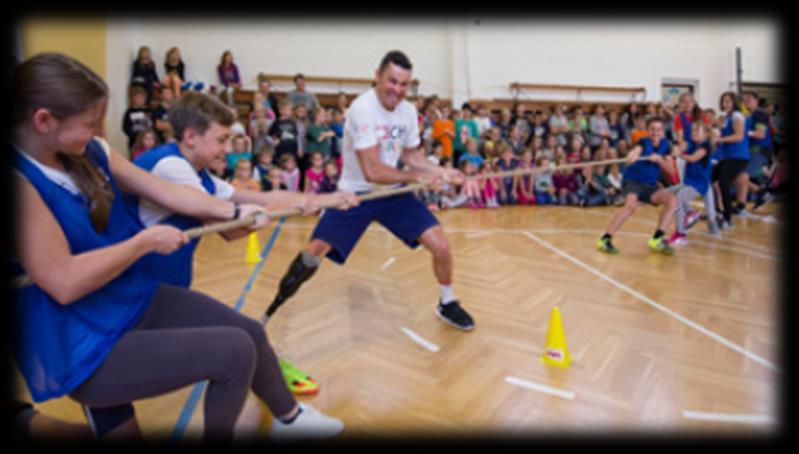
[122,85,153,153]
[432,106,454,159]
[253,145,275,189]
[571,106,590,144]
[230,158,261,192]
[495,143,519,205]
[280,153,301,192]
[249,101,274,153]
[593,164,622,205]
[162,47,186,95]
[227,106,246,136]
[608,110,625,148]
[454,104,480,162]
[577,165,608,207]
[440,157,468,209]
[268,99,300,162]
[534,156,557,205]
[225,133,252,179]
[265,166,287,191]
[330,107,345,161]
[294,103,311,167]
[474,104,493,138]
[217,50,241,90]
[498,108,513,139]
[589,104,611,148]
[304,152,326,194]
[478,161,500,208]
[130,129,159,161]
[130,46,159,102]
[630,114,649,145]
[319,160,340,194]
[151,85,174,144]
[607,163,624,200]
[511,103,530,141]
[508,125,526,157]
[308,107,335,160]
[549,104,571,146]
[553,154,580,205]
[516,149,536,205]
[459,160,483,208]
[527,111,548,145]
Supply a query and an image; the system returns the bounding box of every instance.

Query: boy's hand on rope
[138,225,189,255]
[240,204,270,229]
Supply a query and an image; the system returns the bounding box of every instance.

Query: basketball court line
[505,376,576,400]
[400,327,440,352]
[520,230,779,373]
[681,410,775,425]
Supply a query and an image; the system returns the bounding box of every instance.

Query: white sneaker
[270,403,343,441]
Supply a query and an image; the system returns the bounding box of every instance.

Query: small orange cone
[245,232,261,264]
[540,306,571,368]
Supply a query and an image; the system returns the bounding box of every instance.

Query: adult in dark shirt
[130,46,159,103]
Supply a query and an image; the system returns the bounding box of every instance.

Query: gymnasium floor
[19,202,783,440]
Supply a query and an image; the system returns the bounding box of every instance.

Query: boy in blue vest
[596,117,679,255]
[133,91,359,398]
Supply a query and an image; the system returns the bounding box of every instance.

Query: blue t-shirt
[622,137,670,185]
[682,140,712,196]
[748,109,772,151]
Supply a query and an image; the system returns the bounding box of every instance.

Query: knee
[425,234,451,260]
[221,329,257,381]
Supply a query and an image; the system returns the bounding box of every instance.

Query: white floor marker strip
[682,411,775,425]
[521,231,779,373]
[400,327,440,352]
[380,257,397,271]
[505,376,576,400]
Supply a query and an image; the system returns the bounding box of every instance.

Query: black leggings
[717,158,749,222]
[69,284,296,442]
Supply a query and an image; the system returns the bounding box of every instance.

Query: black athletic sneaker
[436,300,475,331]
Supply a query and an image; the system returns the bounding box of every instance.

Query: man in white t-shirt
[266,50,475,330]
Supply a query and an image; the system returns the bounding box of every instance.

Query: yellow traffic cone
[245,232,261,264]
[540,306,571,368]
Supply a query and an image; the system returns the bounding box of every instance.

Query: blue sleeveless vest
[622,137,670,185]
[682,141,712,196]
[11,139,159,402]
[721,112,750,160]
[132,143,216,288]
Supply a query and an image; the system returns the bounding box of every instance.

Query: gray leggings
[69,284,296,442]
[668,184,717,234]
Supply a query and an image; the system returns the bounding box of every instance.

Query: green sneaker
[596,237,619,254]
[279,358,320,396]
[647,236,674,255]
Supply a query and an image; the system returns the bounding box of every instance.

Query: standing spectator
[497,108,513,139]
[122,85,153,153]
[329,107,345,162]
[287,73,320,111]
[589,104,612,148]
[294,103,311,172]
[249,102,274,154]
[151,85,174,144]
[548,104,570,146]
[336,92,350,118]
[130,46,159,103]
[527,110,548,146]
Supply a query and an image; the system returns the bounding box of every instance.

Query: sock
[439,283,456,304]
[653,229,665,239]
[280,406,303,425]
[602,233,612,241]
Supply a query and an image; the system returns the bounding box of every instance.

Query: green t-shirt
[308,124,332,157]
[453,119,479,153]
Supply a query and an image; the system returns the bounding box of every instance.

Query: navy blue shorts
[311,192,439,264]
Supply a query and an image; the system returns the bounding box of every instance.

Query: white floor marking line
[505,376,576,400]
[400,327,440,352]
[380,257,397,271]
[520,231,780,373]
[682,411,776,425]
